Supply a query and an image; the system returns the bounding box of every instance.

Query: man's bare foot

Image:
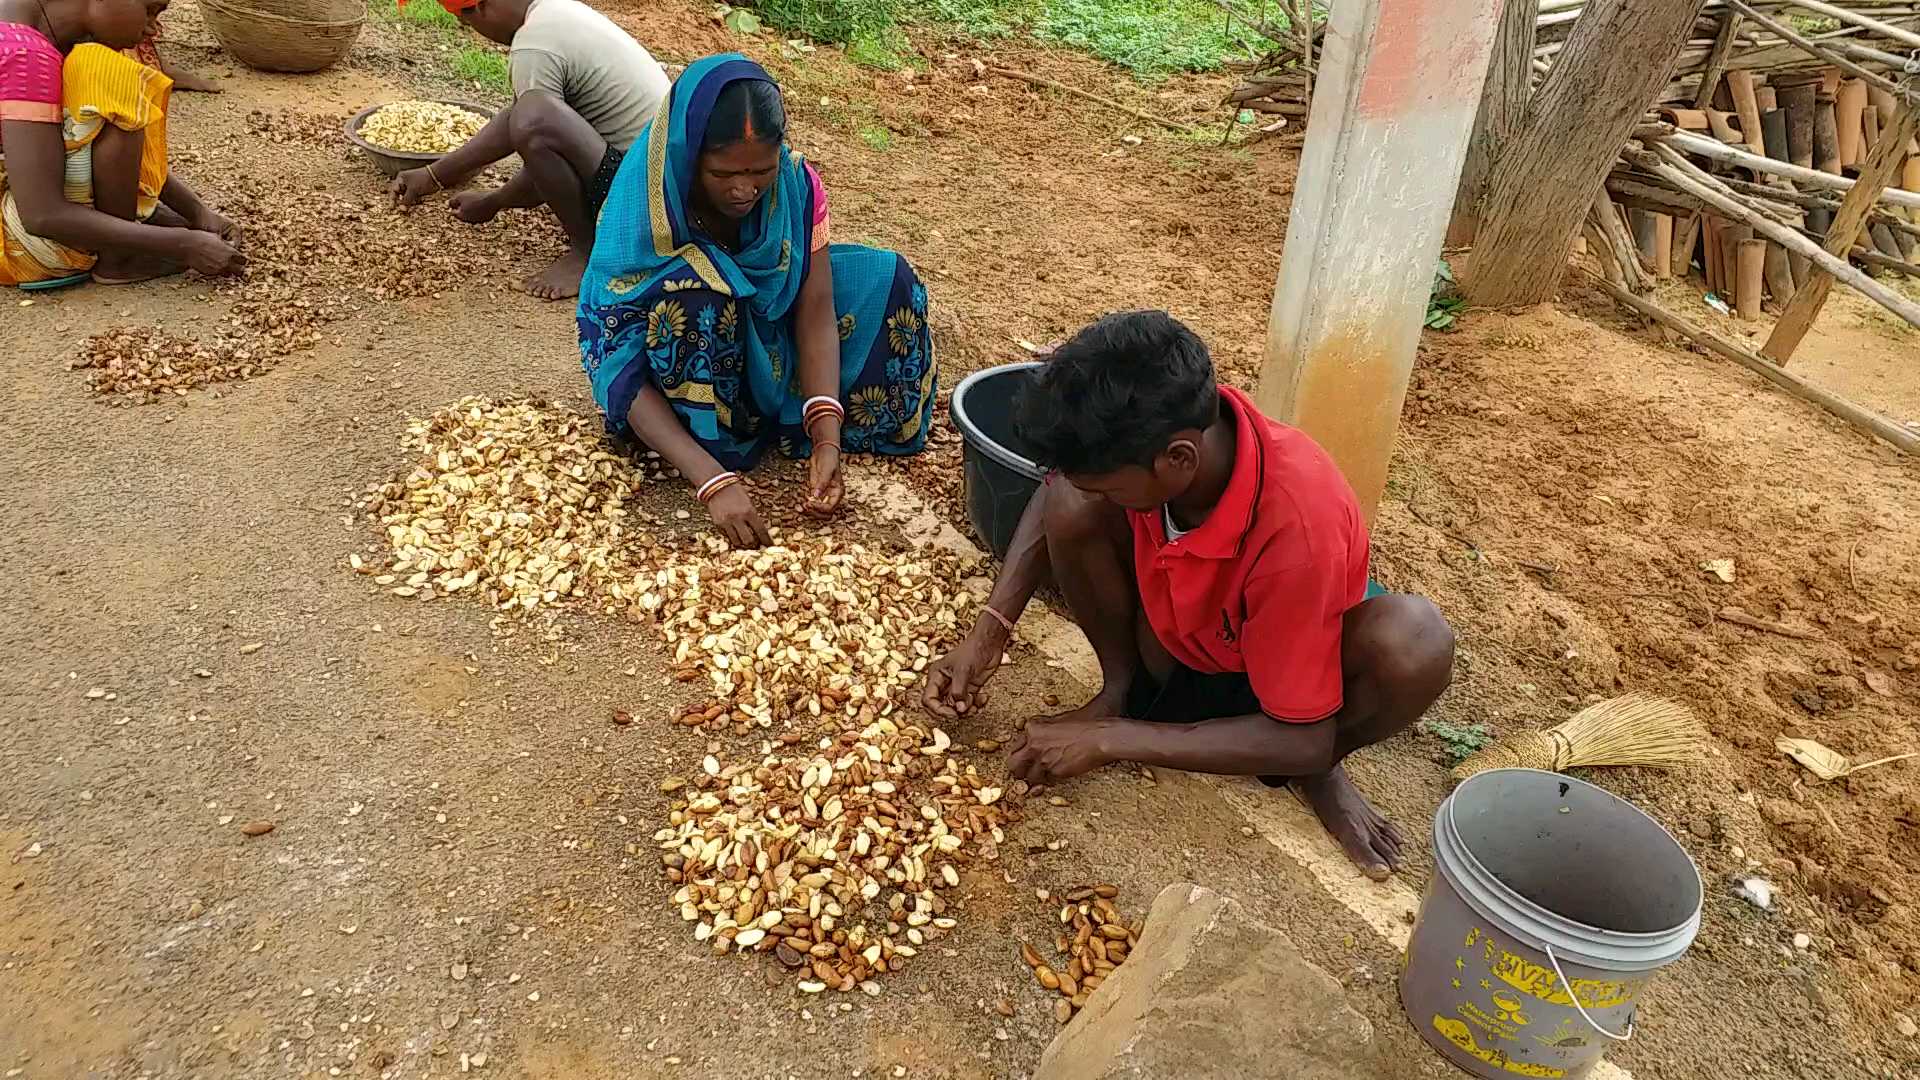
[1291,766,1405,881]
[450,190,502,225]
[91,249,186,285]
[522,248,589,301]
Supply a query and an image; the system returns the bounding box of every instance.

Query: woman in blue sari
[577,54,937,549]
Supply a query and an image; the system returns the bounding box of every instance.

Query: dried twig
[1718,606,1825,641]
[986,66,1198,133]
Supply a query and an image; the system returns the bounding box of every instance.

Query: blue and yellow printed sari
[577,54,936,471]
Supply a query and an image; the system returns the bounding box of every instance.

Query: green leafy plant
[1424,719,1491,765]
[857,124,894,150]
[1426,256,1465,331]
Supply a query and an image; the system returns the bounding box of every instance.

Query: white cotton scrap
[1731,875,1773,910]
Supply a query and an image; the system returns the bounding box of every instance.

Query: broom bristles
[1451,693,1701,782]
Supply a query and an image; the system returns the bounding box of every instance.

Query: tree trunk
[1446,0,1535,246]
[1463,0,1708,307]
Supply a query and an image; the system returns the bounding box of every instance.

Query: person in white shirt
[390,0,670,300]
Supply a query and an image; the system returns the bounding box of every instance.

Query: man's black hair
[1014,310,1219,475]
[705,79,787,149]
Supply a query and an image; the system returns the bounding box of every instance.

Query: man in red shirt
[923,311,1454,880]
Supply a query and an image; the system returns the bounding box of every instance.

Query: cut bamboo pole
[1816,93,1842,171]
[1764,242,1796,304]
[1644,141,1920,336]
[1588,274,1918,456]
[1722,0,1915,102]
[1729,70,1768,158]
[1736,238,1767,317]
[1864,102,1883,153]
[1838,79,1868,165]
[1654,212,1675,278]
[1779,80,1818,167]
[1651,128,1920,209]
[1762,107,1791,162]
[1760,101,1920,363]
[1705,215,1725,290]
[1757,85,1778,113]
[1675,212,1703,277]
[1721,221,1754,301]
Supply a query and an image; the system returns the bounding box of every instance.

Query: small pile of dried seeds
[655,713,1010,992]
[1022,885,1143,1023]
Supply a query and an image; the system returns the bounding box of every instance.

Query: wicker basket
[201,0,365,74]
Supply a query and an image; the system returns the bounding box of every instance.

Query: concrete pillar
[1256,0,1505,522]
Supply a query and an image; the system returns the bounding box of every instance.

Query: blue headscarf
[579,53,815,334]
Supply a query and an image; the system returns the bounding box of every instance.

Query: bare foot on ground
[91,250,186,285]
[1289,766,1405,881]
[522,248,588,301]
[168,68,221,92]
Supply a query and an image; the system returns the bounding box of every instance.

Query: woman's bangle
[802,395,843,416]
[425,163,445,192]
[695,471,741,504]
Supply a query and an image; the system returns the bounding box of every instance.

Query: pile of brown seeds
[655,713,1010,993]
[68,327,265,403]
[612,532,982,729]
[1021,885,1143,1023]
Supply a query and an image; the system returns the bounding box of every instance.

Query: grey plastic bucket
[1400,769,1702,1079]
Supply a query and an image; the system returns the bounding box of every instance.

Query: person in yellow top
[0,0,243,286]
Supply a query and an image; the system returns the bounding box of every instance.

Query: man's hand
[390,167,439,209]
[179,231,247,277]
[1007,715,1118,785]
[804,445,844,516]
[921,626,1006,719]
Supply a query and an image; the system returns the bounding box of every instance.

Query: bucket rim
[949,362,1046,482]
[1435,768,1703,971]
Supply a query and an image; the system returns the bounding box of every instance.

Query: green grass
[366,0,510,95]
[856,124,894,150]
[746,0,1280,76]
[450,46,511,94]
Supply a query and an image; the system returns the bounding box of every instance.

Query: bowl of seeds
[346,99,494,177]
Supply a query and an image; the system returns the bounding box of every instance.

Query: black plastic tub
[949,361,1045,559]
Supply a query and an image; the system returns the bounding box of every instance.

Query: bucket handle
[1545,944,1634,1042]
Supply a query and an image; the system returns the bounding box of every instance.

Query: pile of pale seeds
[611,533,981,730]
[656,714,1009,993]
[356,397,668,612]
[357,100,489,155]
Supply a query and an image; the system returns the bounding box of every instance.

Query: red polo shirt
[1130,386,1369,722]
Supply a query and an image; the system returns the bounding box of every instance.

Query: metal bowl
[344,99,495,177]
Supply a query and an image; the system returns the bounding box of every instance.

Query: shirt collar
[1160,385,1263,560]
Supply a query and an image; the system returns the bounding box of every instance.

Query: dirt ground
[3,3,1919,1079]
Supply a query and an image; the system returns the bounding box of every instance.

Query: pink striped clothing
[0,21,63,146]
[805,161,830,251]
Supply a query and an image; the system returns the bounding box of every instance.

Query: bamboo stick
[1695,12,1748,110]
[1757,101,1920,360]
[1655,212,1675,278]
[1721,0,1915,103]
[1644,141,1920,333]
[1587,274,1919,455]
[986,67,1199,133]
[1758,0,1920,51]
[1651,127,1920,209]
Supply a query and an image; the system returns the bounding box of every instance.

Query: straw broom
[1450,693,1702,783]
